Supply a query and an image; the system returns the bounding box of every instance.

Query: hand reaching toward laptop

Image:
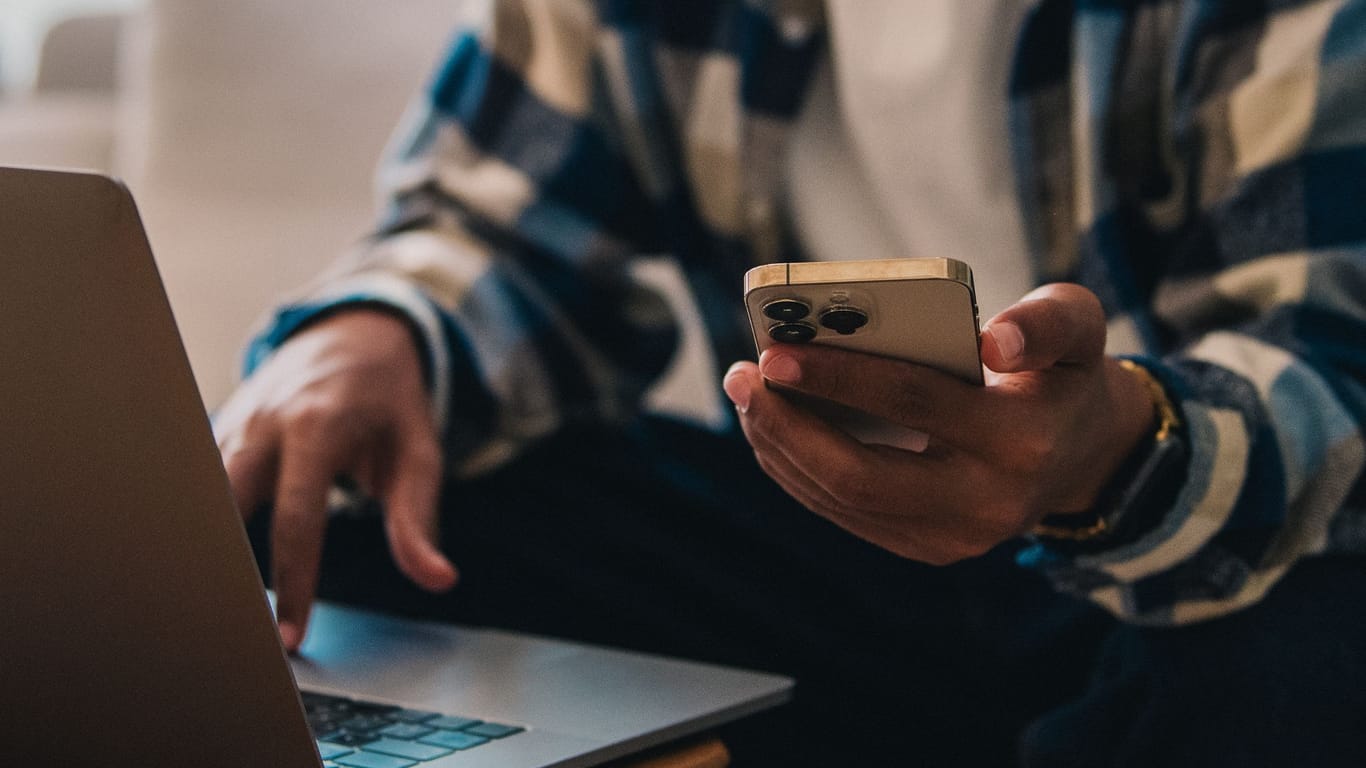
[213,310,457,652]
[722,283,1156,563]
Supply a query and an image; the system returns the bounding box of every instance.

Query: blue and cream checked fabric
[247,0,1366,625]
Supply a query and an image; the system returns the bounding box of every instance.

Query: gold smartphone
[743,258,983,449]
[744,257,983,384]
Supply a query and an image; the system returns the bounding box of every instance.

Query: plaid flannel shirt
[247,0,1366,625]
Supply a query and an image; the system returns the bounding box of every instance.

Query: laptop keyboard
[303,690,525,767]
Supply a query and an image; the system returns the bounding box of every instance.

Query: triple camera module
[763,298,868,343]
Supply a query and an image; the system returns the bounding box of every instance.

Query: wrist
[297,304,416,341]
[1034,358,1186,543]
[299,303,434,381]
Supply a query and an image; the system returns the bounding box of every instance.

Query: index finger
[736,363,941,517]
[271,436,341,653]
[757,345,1000,447]
[222,436,278,523]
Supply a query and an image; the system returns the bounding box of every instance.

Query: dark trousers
[250,416,1366,767]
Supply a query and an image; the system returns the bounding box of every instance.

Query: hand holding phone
[728,279,1156,565]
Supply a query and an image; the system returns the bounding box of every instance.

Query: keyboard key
[342,715,394,732]
[310,709,352,723]
[378,723,435,740]
[301,689,518,759]
[418,729,490,751]
[334,752,418,768]
[318,729,380,746]
[316,741,354,760]
[349,701,402,716]
[308,700,355,716]
[388,709,442,724]
[310,716,349,732]
[464,722,524,739]
[425,715,482,731]
[363,738,455,761]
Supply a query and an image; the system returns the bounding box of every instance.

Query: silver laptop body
[0,166,791,767]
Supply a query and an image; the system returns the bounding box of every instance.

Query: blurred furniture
[0,14,123,172]
[0,0,722,424]
[36,13,124,91]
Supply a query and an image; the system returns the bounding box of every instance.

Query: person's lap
[1022,551,1366,767]
[248,415,1366,766]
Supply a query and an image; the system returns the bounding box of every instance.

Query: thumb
[980,283,1107,373]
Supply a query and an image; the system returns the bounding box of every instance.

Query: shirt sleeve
[1017,0,1366,624]
[242,3,680,476]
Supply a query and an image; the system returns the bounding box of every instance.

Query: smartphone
[743,257,983,447]
[744,257,983,382]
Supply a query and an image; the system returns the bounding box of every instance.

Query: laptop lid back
[0,167,317,767]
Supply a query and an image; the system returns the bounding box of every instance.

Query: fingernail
[279,621,301,653]
[723,370,751,413]
[761,353,801,384]
[989,322,1024,363]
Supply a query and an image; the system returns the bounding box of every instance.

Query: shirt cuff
[243,272,453,433]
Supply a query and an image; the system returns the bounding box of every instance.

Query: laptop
[0,166,792,767]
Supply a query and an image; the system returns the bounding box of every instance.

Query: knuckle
[403,440,444,475]
[1059,283,1104,319]
[971,497,1035,544]
[746,396,778,436]
[286,398,345,438]
[273,483,325,525]
[240,408,276,440]
[1007,433,1061,475]
[826,462,877,508]
[848,484,884,513]
[819,364,859,400]
[885,374,937,425]
[272,501,317,535]
[988,513,1027,543]
[979,496,1028,531]
[272,542,311,577]
[220,411,272,456]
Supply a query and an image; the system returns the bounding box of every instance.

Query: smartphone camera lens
[762,298,811,322]
[819,307,868,335]
[768,322,816,343]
